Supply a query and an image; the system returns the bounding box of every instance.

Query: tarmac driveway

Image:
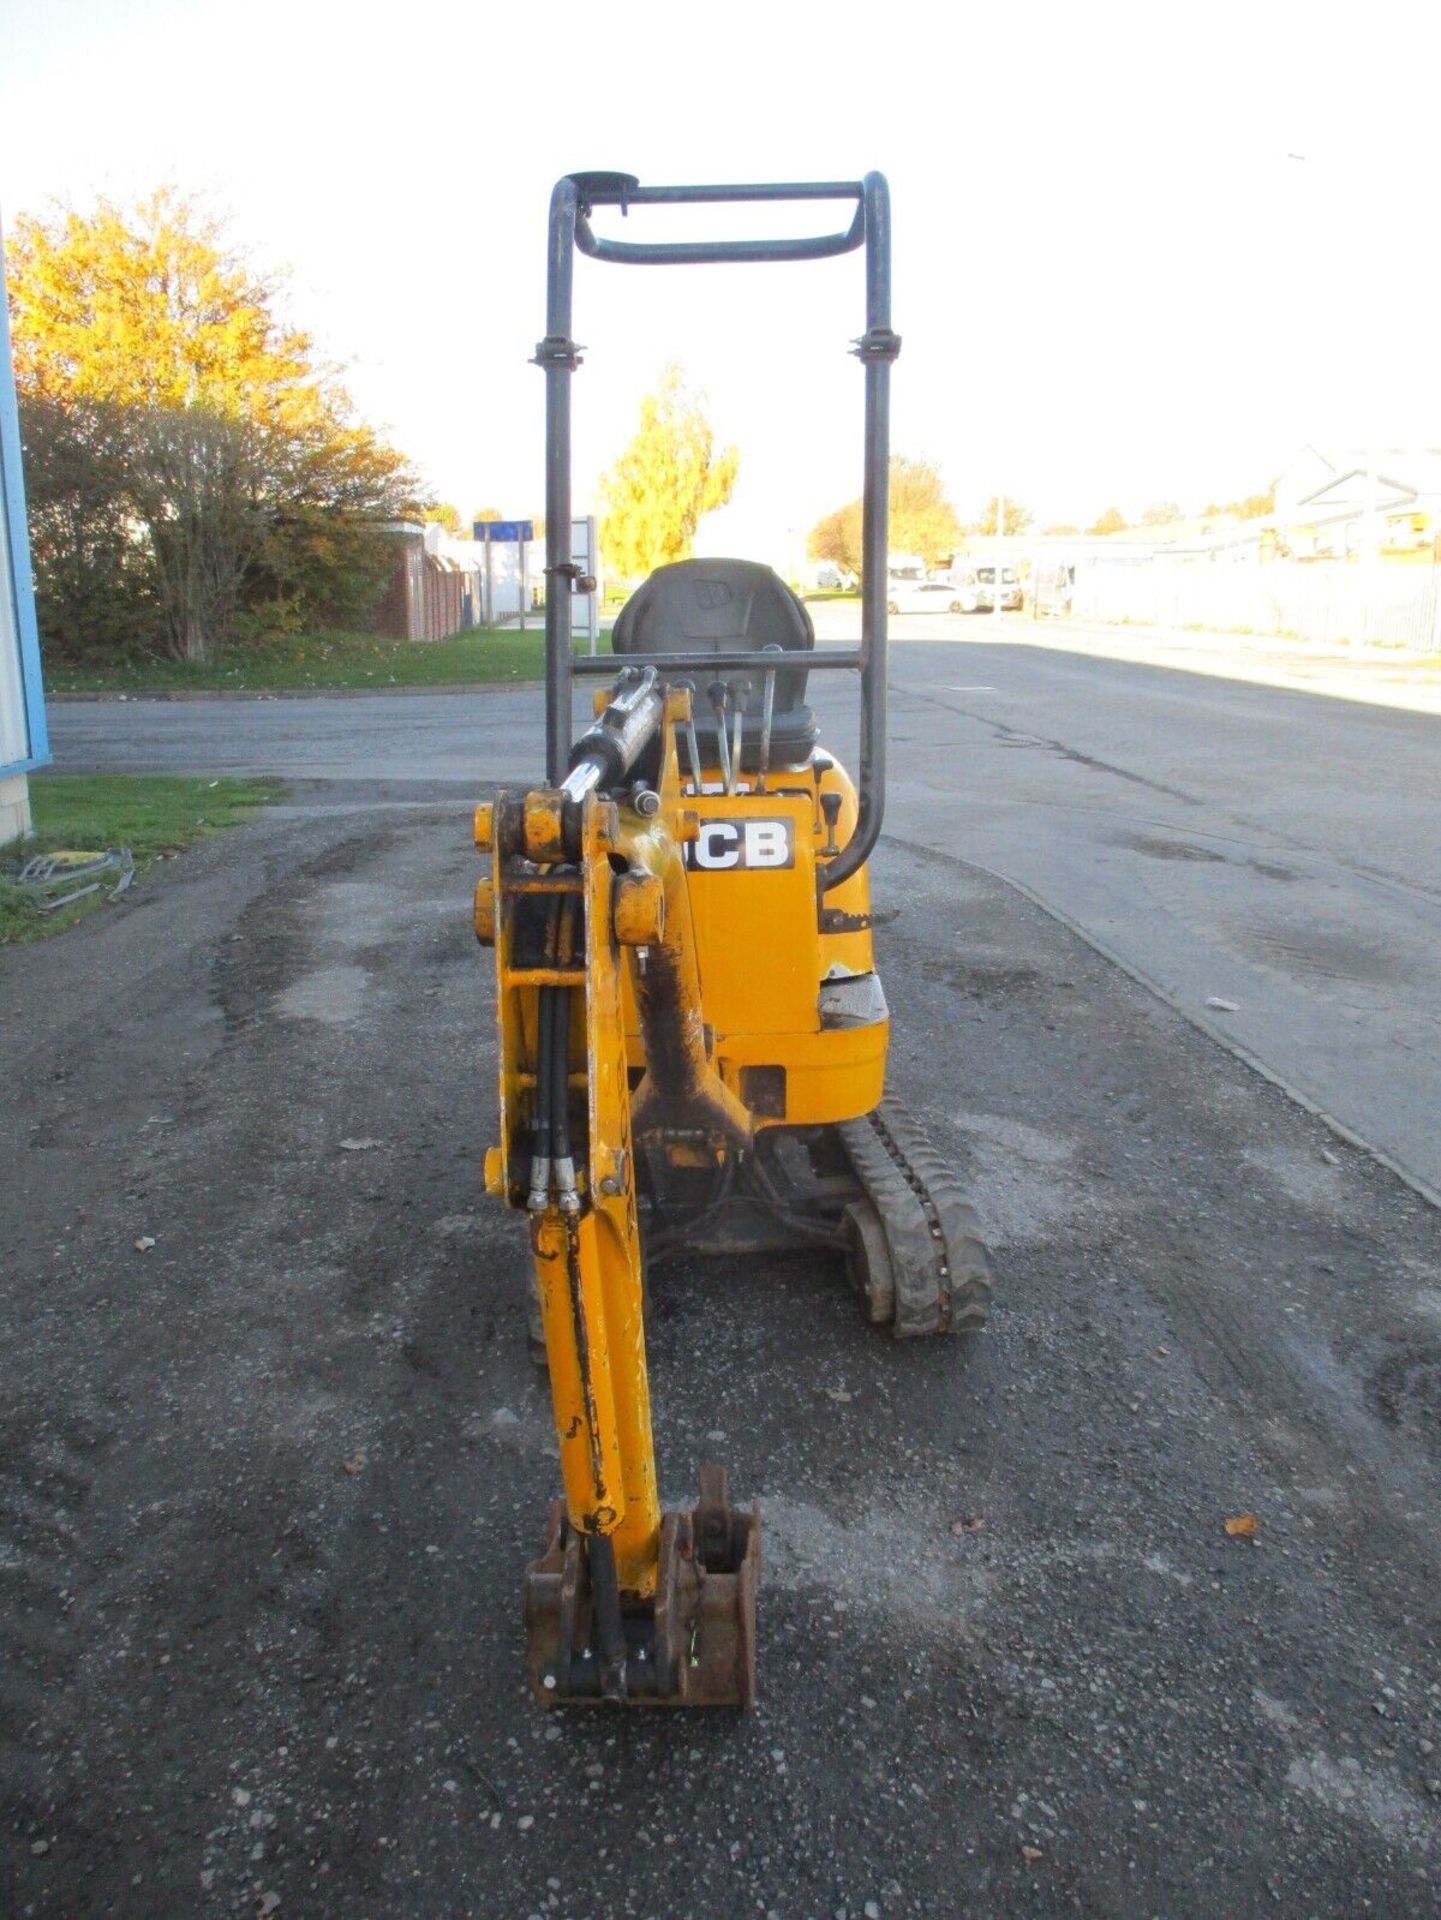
[3,791,1440,1916]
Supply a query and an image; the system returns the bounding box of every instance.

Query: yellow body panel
[621,756,887,1129]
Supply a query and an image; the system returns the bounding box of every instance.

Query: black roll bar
[537,171,898,895]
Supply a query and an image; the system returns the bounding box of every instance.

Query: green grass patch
[1,774,281,945]
[45,625,613,696]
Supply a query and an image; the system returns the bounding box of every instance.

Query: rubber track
[837,1098,993,1337]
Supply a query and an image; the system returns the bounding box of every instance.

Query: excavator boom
[478,681,761,1704]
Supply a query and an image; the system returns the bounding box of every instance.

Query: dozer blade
[523,1465,760,1708]
[838,1097,992,1337]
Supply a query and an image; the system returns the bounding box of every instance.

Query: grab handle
[570,175,866,267]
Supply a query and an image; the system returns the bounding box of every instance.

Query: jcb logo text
[685,819,795,871]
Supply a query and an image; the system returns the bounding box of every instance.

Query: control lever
[708,680,733,793]
[674,678,704,793]
[727,677,751,797]
[809,752,835,838]
[819,790,843,858]
[756,644,781,793]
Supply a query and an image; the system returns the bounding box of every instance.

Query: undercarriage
[640,1101,991,1339]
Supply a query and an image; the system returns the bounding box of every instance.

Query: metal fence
[1067,557,1441,651]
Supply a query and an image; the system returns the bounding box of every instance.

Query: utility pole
[1362,462,1385,646]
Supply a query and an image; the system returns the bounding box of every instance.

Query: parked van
[1033,562,1075,618]
[886,551,928,591]
[951,561,1022,612]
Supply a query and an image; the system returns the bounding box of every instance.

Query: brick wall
[372,531,475,643]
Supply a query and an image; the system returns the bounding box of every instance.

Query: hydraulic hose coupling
[554,1160,581,1215]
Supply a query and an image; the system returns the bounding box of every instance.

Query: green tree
[971,495,1034,538]
[246,392,418,635]
[422,502,463,535]
[1042,523,1081,536]
[7,190,416,660]
[1141,501,1183,526]
[129,405,272,659]
[1089,505,1128,536]
[598,365,739,581]
[18,394,155,654]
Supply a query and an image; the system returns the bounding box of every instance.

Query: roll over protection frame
[536,171,897,897]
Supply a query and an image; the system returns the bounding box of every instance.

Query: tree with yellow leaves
[808,457,963,576]
[7,190,416,660]
[807,500,864,578]
[9,189,310,413]
[598,366,738,584]
[970,495,1034,538]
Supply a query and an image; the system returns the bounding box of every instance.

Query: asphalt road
[872,625,1441,1209]
[48,615,1441,1202]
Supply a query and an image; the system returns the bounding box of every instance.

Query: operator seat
[612,558,819,771]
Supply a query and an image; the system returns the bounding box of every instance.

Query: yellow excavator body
[474,170,990,1707]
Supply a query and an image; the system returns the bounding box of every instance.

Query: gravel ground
[2,794,1439,1918]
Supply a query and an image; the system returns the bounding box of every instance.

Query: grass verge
[46,626,613,696]
[1,775,281,945]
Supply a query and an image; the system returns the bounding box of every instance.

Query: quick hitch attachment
[524,1466,760,1707]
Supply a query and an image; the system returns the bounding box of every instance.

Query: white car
[886,578,976,615]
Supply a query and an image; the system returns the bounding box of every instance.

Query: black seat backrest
[612,558,814,716]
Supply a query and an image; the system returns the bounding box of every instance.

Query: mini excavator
[473,172,990,1708]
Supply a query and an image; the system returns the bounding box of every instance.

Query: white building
[1275,445,1441,557]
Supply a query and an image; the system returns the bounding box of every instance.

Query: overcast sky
[4,0,1439,551]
